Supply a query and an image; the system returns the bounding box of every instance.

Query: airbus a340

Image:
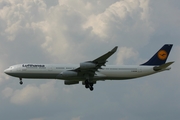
[4,44,174,91]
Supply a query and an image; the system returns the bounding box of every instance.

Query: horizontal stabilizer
[153,61,174,71]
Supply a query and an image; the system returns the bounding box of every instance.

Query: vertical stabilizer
[141,44,173,66]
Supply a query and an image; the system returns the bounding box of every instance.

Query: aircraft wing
[92,46,118,66]
[73,46,118,77]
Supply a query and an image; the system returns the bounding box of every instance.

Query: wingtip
[111,46,118,52]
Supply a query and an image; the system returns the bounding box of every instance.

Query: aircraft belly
[10,73,58,79]
[101,71,137,78]
[100,68,155,80]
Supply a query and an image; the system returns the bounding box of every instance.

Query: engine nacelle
[57,71,77,78]
[64,80,79,85]
[80,62,96,69]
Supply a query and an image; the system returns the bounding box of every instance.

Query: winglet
[141,44,173,66]
[111,46,118,53]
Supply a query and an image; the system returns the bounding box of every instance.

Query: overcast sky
[0,0,180,120]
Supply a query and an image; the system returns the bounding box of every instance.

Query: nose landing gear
[19,78,23,85]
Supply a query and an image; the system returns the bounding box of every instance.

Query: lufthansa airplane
[4,44,173,91]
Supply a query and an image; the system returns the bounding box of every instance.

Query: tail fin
[141,44,173,66]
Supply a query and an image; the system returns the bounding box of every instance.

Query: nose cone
[4,69,10,74]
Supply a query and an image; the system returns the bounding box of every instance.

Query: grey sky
[0,0,180,120]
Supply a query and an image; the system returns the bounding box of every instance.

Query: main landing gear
[19,78,23,85]
[85,80,94,91]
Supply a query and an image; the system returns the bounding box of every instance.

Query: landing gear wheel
[89,83,93,87]
[89,86,94,91]
[19,81,23,85]
[85,84,89,88]
[85,80,89,88]
[19,78,23,85]
[84,78,94,91]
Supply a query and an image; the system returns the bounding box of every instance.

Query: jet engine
[57,71,77,78]
[80,62,96,69]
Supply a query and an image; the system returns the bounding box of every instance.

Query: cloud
[34,0,154,65]
[0,0,153,64]
[83,0,153,46]
[0,55,10,84]
[169,45,180,82]
[116,47,138,65]
[0,0,180,120]
[0,0,47,41]
[2,87,13,98]
[2,81,58,105]
[30,117,45,120]
[26,3,90,63]
[71,116,81,120]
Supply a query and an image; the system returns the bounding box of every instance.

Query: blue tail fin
[141,44,173,66]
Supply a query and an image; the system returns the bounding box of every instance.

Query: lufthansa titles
[22,64,45,68]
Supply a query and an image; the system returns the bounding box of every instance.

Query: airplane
[4,44,174,91]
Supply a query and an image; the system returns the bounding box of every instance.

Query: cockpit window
[9,66,14,69]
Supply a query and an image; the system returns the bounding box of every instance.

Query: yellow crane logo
[158,50,168,60]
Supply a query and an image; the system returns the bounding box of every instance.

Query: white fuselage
[4,63,165,81]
